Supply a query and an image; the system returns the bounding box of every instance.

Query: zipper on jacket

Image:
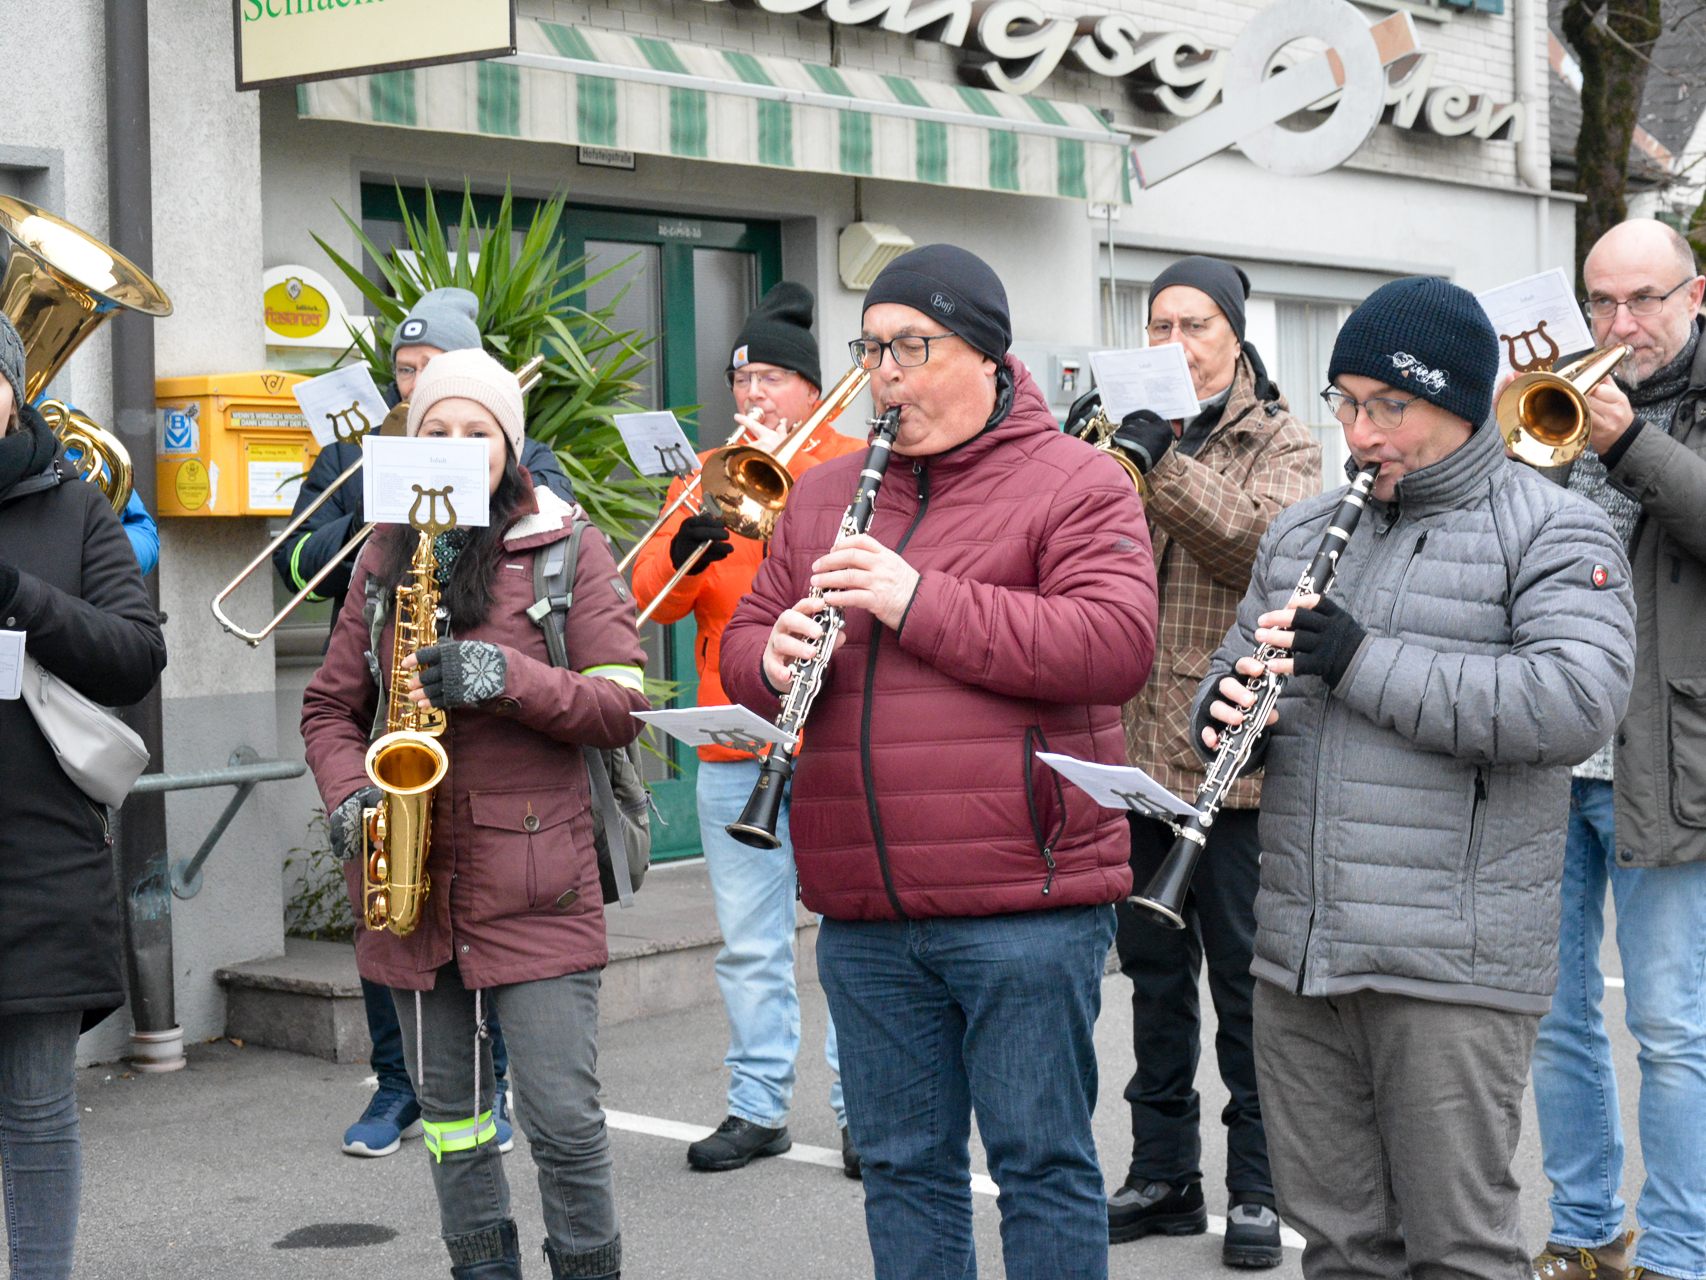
[1459,768,1488,919]
[860,460,932,920]
[1022,726,1067,896]
[1385,530,1428,633]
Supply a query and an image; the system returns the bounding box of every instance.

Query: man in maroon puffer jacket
[722,244,1158,1280]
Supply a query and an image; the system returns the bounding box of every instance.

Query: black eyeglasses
[1582,277,1696,320]
[1320,388,1424,431]
[848,333,960,370]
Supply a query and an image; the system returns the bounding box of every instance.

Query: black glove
[329,785,382,861]
[1289,597,1367,690]
[670,512,734,573]
[415,641,508,709]
[1111,410,1175,475]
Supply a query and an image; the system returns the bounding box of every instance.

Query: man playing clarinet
[1197,277,1636,1279]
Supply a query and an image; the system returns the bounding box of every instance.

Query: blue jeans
[697,759,843,1129]
[1532,777,1706,1280]
[0,1011,83,1280]
[819,905,1118,1280]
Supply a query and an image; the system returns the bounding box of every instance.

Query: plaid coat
[1122,350,1320,808]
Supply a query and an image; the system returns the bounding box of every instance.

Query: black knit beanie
[1328,276,1498,428]
[1149,255,1251,342]
[730,282,821,389]
[863,244,1011,360]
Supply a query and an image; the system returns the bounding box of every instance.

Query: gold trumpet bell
[1497,343,1631,469]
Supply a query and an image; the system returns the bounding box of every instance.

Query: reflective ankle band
[421,1111,498,1163]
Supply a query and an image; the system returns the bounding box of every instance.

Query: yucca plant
[313,183,662,538]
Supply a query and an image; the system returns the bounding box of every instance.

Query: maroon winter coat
[301,486,648,991]
[721,358,1157,921]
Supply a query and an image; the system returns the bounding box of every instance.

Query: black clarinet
[1130,463,1381,927]
[726,407,904,849]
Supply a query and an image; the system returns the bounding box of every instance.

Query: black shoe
[1223,1197,1283,1270]
[686,1115,792,1172]
[1108,1178,1208,1244]
[840,1126,863,1180]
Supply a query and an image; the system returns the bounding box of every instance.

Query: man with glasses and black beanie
[1102,255,1319,1268]
[722,245,1158,1279]
[1528,220,1706,1280]
[632,281,865,1176]
[1195,276,1634,1279]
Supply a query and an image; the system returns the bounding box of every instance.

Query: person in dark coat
[0,314,167,1279]
[301,350,647,1280]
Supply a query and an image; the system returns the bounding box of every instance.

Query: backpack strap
[525,520,637,906]
[364,575,389,742]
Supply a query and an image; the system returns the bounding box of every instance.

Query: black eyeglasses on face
[1582,277,1696,320]
[849,333,959,370]
[1319,387,1423,431]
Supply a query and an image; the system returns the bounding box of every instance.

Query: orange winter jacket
[632,421,866,762]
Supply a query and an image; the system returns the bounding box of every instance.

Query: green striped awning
[296,19,1130,203]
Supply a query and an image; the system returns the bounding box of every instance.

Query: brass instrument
[0,195,172,510]
[613,416,751,577]
[726,406,903,849]
[1062,391,1149,497]
[632,365,871,627]
[1497,344,1631,468]
[360,492,456,937]
[210,356,543,645]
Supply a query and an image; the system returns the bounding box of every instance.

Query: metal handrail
[124,746,307,898]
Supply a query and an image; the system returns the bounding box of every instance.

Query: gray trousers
[394,964,619,1274]
[1253,980,1539,1280]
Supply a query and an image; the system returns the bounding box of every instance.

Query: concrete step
[216,859,818,1063]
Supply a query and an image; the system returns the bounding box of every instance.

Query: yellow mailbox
[155,372,312,517]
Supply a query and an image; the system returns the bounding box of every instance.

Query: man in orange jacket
[632,282,866,1176]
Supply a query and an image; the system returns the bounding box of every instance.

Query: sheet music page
[1036,751,1202,821]
[292,364,391,448]
[0,630,22,700]
[361,436,492,528]
[1088,345,1201,423]
[614,412,700,478]
[633,705,797,754]
[1476,268,1595,384]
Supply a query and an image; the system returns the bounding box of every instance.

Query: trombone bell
[1497,343,1631,469]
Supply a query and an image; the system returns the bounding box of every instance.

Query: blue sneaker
[494,1081,515,1154]
[342,1087,422,1157]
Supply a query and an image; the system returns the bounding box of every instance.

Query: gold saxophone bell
[1496,343,1632,468]
[0,195,171,511]
[1064,397,1149,499]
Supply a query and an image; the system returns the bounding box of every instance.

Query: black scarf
[0,410,58,500]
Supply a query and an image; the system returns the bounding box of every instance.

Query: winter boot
[446,1219,522,1280]
[544,1234,622,1279]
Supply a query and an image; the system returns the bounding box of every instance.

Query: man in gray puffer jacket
[1194,277,1636,1280]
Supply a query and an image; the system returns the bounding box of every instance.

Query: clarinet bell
[725,755,791,850]
[1129,828,1202,930]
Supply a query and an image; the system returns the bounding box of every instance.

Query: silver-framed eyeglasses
[726,368,799,391]
[1582,277,1696,321]
[1320,387,1423,431]
[1145,315,1221,342]
[849,333,959,370]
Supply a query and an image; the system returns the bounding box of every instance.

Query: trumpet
[1496,343,1631,468]
[631,365,871,627]
[210,356,542,645]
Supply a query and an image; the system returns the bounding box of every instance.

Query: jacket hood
[503,485,590,552]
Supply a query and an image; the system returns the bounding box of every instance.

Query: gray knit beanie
[392,286,482,359]
[0,314,25,420]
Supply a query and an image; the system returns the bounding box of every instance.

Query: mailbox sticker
[174,459,211,512]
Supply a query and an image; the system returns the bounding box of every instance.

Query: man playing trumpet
[632,282,865,1175]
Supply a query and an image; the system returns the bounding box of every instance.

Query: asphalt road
[64,933,1640,1279]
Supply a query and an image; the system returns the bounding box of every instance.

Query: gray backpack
[526,521,653,907]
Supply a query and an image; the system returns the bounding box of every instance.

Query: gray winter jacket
[1593,327,1706,867]
[1195,424,1636,1014]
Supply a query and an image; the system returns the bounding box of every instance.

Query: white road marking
[603,1108,1304,1250]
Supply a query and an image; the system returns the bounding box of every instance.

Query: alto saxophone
[362,526,451,937]
[726,407,903,849]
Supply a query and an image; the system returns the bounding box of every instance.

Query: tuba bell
[0,196,172,511]
[1496,343,1632,469]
